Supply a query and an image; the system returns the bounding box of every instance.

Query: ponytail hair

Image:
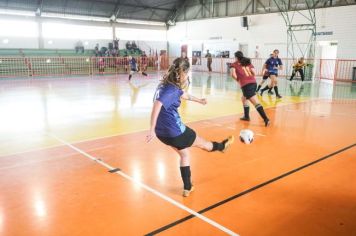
[160,57,190,89]
[234,51,251,66]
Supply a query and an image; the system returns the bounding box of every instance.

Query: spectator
[132,41,137,50]
[126,41,132,50]
[114,38,119,50]
[75,40,84,53]
[95,43,100,56]
[98,58,105,75]
[254,45,260,58]
[100,47,108,57]
[205,50,212,72]
[140,51,148,71]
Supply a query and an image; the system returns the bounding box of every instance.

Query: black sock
[243,105,250,118]
[261,86,270,93]
[211,141,224,152]
[142,72,147,76]
[256,85,261,92]
[268,86,274,92]
[129,74,132,80]
[255,104,268,121]
[274,86,280,96]
[180,166,192,190]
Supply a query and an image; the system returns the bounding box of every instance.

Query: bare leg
[192,135,213,151]
[175,148,190,167]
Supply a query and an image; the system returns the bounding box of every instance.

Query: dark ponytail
[234,51,251,66]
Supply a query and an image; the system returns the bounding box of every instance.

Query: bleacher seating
[0,49,22,57]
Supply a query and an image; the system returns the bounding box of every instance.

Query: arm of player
[146,100,162,142]
[181,91,207,105]
[230,67,238,81]
[250,67,256,76]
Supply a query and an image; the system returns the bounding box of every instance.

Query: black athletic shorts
[241,83,257,99]
[157,126,197,150]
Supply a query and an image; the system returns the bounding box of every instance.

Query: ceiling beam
[112,0,122,18]
[67,0,173,11]
[122,1,176,15]
[166,0,191,24]
[36,0,44,16]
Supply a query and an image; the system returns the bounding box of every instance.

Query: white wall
[0,15,167,52]
[0,36,38,48]
[0,18,39,48]
[167,5,356,59]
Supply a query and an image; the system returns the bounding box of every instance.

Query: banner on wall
[192,51,201,65]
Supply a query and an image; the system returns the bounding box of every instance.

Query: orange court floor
[0,72,355,236]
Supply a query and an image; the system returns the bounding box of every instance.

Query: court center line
[49,133,239,236]
[145,143,355,235]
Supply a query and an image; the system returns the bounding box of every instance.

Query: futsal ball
[239,129,254,144]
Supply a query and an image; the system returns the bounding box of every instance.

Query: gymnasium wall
[167,5,356,59]
[0,16,168,52]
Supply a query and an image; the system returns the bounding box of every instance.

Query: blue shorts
[268,71,278,76]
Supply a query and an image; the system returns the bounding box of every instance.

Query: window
[42,23,112,39]
[0,20,38,37]
[115,28,166,41]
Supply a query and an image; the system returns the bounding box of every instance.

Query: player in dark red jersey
[230,51,270,127]
[140,52,148,72]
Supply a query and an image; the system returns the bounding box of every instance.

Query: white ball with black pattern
[239,129,254,144]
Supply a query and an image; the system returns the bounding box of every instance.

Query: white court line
[255,133,267,137]
[49,133,239,236]
[0,143,118,171]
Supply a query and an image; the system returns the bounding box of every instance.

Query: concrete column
[112,24,116,40]
[37,17,44,49]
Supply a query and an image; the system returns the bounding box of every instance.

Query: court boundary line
[145,143,355,235]
[0,98,323,158]
[49,133,239,236]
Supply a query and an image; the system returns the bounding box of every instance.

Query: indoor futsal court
[0,1,356,236]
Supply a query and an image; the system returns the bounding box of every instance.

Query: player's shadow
[289,83,304,97]
[258,93,282,107]
[129,81,149,107]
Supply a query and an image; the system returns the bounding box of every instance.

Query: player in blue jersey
[146,57,234,197]
[256,53,273,93]
[128,56,147,80]
[259,49,283,98]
